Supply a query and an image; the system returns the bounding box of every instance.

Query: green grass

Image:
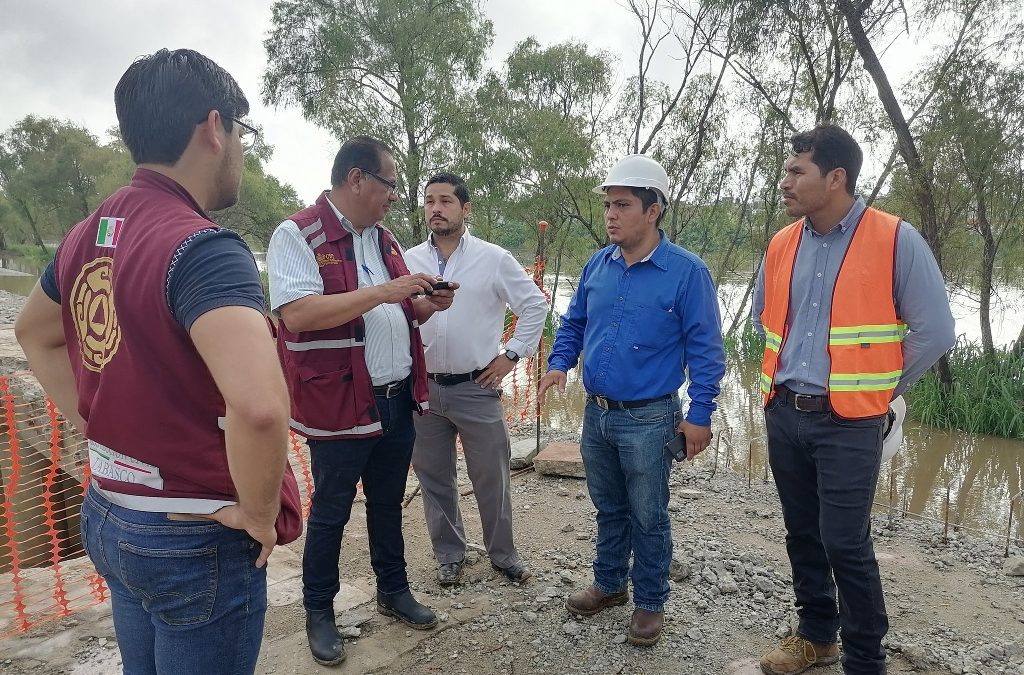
[905,338,1024,439]
[7,244,55,267]
[724,322,765,364]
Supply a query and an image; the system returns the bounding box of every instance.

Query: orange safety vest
[759,207,906,419]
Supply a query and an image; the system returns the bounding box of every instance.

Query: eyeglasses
[227,117,259,154]
[358,167,400,195]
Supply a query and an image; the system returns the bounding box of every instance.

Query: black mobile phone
[431,281,453,291]
[665,433,687,462]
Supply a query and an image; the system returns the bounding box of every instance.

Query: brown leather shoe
[760,636,840,675]
[565,586,629,617]
[626,608,664,646]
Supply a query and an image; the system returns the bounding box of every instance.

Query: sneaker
[491,561,531,583]
[437,560,464,586]
[760,635,840,675]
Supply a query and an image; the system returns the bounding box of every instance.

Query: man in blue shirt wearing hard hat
[539,154,726,646]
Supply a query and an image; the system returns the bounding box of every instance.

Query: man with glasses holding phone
[267,135,457,666]
[15,48,301,675]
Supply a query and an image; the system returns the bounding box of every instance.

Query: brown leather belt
[428,370,485,386]
[774,386,830,412]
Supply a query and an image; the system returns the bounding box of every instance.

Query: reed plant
[905,337,1024,439]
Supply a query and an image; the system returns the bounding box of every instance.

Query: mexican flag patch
[96,217,125,248]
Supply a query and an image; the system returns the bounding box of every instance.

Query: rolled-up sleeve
[267,220,323,313]
[892,222,956,396]
[680,265,726,426]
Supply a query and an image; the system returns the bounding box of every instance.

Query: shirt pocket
[630,304,681,351]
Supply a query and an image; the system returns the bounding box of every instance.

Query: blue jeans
[766,396,888,675]
[80,486,265,675]
[303,386,416,611]
[580,396,676,612]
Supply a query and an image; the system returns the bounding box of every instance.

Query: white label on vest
[88,440,164,490]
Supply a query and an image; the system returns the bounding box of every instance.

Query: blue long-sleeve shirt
[751,197,955,397]
[547,232,726,426]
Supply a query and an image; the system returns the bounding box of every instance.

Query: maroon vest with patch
[55,168,301,544]
[277,192,429,440]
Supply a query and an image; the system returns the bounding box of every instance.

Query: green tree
[262,0,493,243]
[469,38,613,257]
[214,155,305,250]
[0,116,126,251]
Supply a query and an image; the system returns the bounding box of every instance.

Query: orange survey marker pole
[535,221,548,454]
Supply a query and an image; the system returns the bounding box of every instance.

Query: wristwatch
[503,349,520,363]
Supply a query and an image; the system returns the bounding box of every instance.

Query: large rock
[1004,556,1024,576]
[511,437,545,470]
[533,442,586,479]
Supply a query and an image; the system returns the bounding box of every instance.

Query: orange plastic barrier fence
[0,372,319,638]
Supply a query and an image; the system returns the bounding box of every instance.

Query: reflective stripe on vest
[828,370,902,391]
[289,418,384,437]
[828,324,907,346]
[283,338,365,351]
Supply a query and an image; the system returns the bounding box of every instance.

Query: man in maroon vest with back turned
[268,135,458,667]
[15,49,301,675]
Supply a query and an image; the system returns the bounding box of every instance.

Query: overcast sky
[0,0,925,200]
[0,0,650,200]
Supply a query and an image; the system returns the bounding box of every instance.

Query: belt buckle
[593,395,610,410]
[384,381,401,398]
[793,394,814,412]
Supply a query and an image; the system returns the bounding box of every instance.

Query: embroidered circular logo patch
[71,257,121,372]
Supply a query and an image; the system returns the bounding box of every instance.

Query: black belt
[428,370,485,386]
[373,378,408,398]
[588,393,672,410]
[774,386,830,412]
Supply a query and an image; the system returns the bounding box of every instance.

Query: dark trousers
[765,396,889,675]
[302,386,416,612]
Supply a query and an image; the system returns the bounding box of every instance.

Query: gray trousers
[412,379,520,568]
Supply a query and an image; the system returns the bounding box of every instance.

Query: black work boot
[305,609,346,666]
[376,589,438,629]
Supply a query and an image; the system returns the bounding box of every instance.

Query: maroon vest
[277,193,429,440]
[56,168,301,544]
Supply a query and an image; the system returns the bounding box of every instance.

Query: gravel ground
[1,284,1022,675]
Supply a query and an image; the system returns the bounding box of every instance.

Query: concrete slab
[510,437,546,469]
[533,442,586,479]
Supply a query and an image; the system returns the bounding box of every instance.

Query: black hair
[425,172,471,205]
[790,125,863,195]
[114,48,248,165]
[331,135,394,187]
[627,186,666,226]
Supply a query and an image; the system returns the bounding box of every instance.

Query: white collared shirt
[267,196,412,385]
[404,229,548,374]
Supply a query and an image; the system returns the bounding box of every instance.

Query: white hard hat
[593,154,670,204]
[881,396,906,462]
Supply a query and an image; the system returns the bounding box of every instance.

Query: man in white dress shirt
[404,172,548,586]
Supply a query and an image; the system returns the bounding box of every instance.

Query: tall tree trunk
[837,0,953,390]
[974,186,996,358]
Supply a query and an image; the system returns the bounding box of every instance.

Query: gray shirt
[267,196,413,386]
[752,197,955,397]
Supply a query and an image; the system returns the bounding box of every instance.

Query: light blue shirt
[752,197,955,396]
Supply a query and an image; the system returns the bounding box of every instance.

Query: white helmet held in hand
[593,154,670,205]
[881,395,906,462]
